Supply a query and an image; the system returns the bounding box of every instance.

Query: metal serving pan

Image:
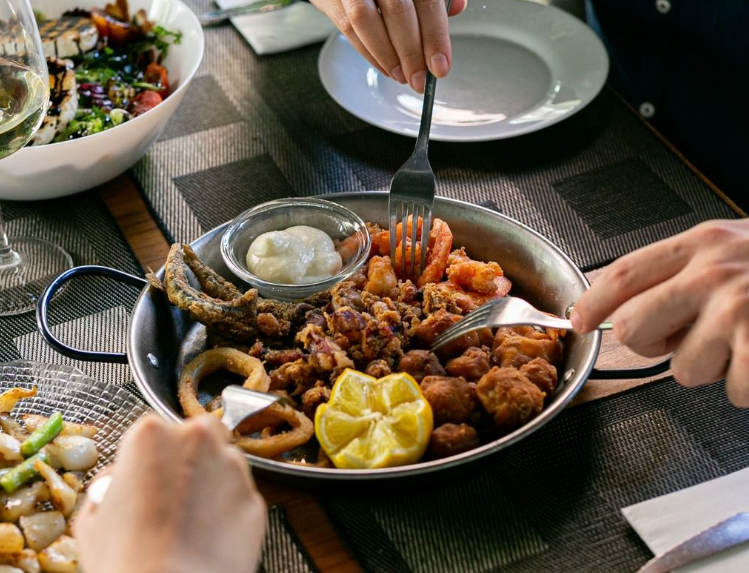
[37,193,669,485]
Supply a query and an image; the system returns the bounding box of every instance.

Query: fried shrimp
[364,256,399,299]
[177,348,270,417]
[447,247,504,294]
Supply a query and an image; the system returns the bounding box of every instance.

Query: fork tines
[430,300,502,351]
[388,201,432,279]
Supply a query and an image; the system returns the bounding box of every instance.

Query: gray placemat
[0,193,318,573]
[323,377,749,573]
[260,506,320,573]
[0,192,142,393]
[131,1,737,271]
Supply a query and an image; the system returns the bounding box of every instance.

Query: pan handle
[589,356,672,380]
[36,265,148,365]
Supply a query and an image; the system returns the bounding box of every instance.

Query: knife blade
[636,512,749,573]
[198,0,298,26]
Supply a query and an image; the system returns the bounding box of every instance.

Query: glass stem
[0,202,20,269]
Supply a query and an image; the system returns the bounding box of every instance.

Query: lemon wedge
[315,369,434,469]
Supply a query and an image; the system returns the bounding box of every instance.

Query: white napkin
[213,0,336,55]
[622,466,749,572]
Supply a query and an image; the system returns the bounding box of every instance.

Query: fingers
[670,315,730,388]
[726,325,749,407]
[413,0,452,78]
[312,0,463,92]
[378,0,426,91]
[342,0,403,78]
[609,270,703,356]
[572,234,696,333]
[310,0,390,76]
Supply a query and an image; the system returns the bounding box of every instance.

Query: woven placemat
[132,1,737,272]
[0,192,317,572]
[323,377,749,573]
[0,192,142,393]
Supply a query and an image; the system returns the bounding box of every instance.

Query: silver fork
[431,296,613,352]
[388,0,452,279]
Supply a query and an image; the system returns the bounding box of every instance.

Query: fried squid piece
[360,297,405,365]
[446,247,505,294]
[365,256,399,299]
[234,403,314,459]
[301,382,331,419]
[178,348,270,417]
[476,367,544,435]
[263,349,306,367]
[327,306,367,346]
[269,358,317,392]
[364,359,391,378]
[331,280,364,311]
[257,313,291,337]
[398,350,445,383]
[492,326,563,369]
[422,282,464,315]
[296,324,354,380]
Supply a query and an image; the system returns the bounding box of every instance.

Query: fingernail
[570,311,582,331]
[410,70,426,94]
[390,65,407,84]
[430,54,449,77]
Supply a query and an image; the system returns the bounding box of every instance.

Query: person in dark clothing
[586,0,749,212]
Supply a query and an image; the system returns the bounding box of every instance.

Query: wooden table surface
[96,122,744,570]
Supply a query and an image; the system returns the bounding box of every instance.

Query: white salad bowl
[0,0,204,201]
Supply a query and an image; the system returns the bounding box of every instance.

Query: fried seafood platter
[147,209,571,472]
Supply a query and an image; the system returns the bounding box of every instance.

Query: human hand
[75,414,267,573]
[571,219,749,407]
[310,0,468,93]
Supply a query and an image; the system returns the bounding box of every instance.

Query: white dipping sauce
[247,225,343,284]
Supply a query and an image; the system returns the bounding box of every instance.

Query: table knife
[636,512,749,573]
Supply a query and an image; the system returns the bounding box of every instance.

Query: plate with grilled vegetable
[0,0,204,200]
[0,360,149,568]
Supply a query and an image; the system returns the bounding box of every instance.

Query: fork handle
[414,72,438,157]
[413,0,453,157]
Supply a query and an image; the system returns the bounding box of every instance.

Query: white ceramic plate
[318,0,609,142]
[0,0,204,201]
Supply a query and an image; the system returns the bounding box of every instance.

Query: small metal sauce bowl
[220,197,371,300]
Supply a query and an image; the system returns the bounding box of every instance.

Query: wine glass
[0,0,72,316]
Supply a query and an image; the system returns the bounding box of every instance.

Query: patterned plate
[0,361,150,480]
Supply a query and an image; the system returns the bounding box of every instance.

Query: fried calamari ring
[234,403,314,459]
[178,348,270,418]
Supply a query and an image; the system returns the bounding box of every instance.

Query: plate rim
[317,0,610,142]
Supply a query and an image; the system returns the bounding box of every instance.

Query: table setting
[0,0,747,571]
